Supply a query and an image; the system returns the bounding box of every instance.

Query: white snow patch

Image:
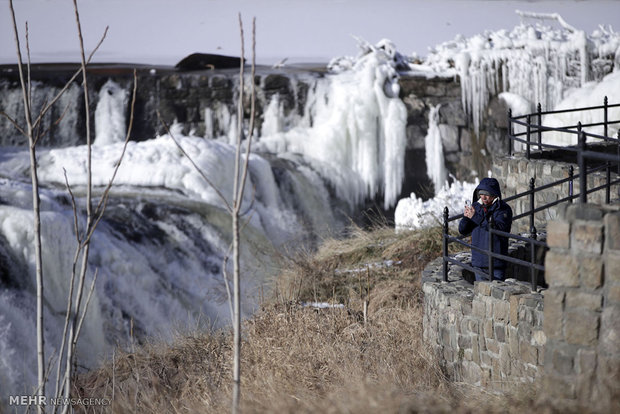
[395,180,479,231]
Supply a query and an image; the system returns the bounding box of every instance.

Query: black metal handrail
[442,98,620,291]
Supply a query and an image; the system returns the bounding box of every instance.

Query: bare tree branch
[236,18,258,209]
[232,15,246,217]
[36,96,73,147]
[221,253,235,322]
[0,111,26,136]
[74,269,98,353]
[32,26,108,135]
[53,169,82,403]
[56,2,116,405]
[221,200,256,324]
[231,14,257,414]
[9,1,32,121]
[240,184,257,217]
[25,22,32,116]
[63,168,81,242]
[33,26,109,133]
[7,1,116,406]
[156,111,234,213]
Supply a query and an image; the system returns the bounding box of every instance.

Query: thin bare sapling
[156,14,257,414]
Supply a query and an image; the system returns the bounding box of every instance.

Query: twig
[63,168,81,242]
[32,26,108,132]
[54,188,82,405]
[74,269,98,347]
[37,96,74,146]
[0,111,26,136]
[25,22,32,118]
[236,18,258,208]
[222,253,235,322]
[156,111,233,213]
[232,13,246,215]
[239,184,257,217]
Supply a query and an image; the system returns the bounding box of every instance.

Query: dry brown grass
[272,224,445,307]
[73,224,542,413]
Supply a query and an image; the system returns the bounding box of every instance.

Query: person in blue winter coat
[458,177,513,281]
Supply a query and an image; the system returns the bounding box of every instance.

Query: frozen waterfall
[256,46,408,210]
[0,42,409,399]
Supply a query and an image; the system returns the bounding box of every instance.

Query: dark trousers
[473,267,505,281]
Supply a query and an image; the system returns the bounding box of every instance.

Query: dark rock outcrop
[175,53,242,71]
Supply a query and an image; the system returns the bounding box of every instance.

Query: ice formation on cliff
[416,12,620,134]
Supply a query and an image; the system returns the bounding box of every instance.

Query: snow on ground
[540,70,620,146]
[395,180,479,230]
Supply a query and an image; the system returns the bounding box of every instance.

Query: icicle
[204,107,214,139]
[261,95,284,136]
[424,105,447,194]
[436,12,620,136]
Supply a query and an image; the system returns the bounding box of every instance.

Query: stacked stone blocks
[423,258,544,393]
[542,203,620,412]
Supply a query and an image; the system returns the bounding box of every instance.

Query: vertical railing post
[507,108,513,156]
[526,114,531,160]
[578,122,587,203]
[606,160,611,204]
[537,103,542,152]
[569,166,574,203]
[529,177,537,238]
[443,207,449,282]
[488,214,494,281]
[604,97,610,203]
[530,240,537,292]
[604,96,608,138]
[617,130,620,176]
[529,177,538,291]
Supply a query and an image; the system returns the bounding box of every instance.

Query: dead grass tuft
[74,332,233,412]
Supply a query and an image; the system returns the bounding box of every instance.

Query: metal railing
[508,97,620,202]
[442,98,620,291]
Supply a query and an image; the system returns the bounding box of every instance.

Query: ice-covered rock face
[258,40,408,210]
[418,15,620,133]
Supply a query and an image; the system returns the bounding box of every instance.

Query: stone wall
[422,257,545,392]
[423,201,620,411]
[398,74,468,198]
[542,203,620,412]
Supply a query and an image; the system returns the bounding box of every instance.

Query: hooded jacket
[458,177,513,269]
